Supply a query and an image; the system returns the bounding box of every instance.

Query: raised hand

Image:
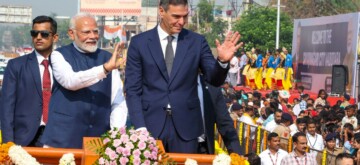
[104,42,125,71]
[216,31,243,63]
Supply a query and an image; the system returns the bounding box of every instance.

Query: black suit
[200,76,242,154]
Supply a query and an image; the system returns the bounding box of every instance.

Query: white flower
[212,154,231,165]
[8,145,41,165]
[59,153,76,165]
[185,158,198,165]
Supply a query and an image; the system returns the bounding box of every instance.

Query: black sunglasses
[30,30,53,38]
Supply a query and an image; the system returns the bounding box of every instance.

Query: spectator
[341,94,351,108]
[335,153,354,165]
[342,105,357,130]
[314,89,328,107]
[316,133,344,165]
[306,119,324,156]
[265,109,283,132]
[259,132,288,165]
[230,103,243,121]
[273,113,293,150]
[280,132,318,165]
[290,118,307,136]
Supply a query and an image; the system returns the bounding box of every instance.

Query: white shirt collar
[157,25,179,41]
[34,50,48,65]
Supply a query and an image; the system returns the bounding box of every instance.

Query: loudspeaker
[331,65,348,94]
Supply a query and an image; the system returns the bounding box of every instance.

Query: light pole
[276,0,280,49]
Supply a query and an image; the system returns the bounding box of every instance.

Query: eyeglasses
[30,30,53,38]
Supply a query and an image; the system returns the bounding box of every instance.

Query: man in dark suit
[0,16,58,146]
[125,0,242,153]
[199,75,242,154]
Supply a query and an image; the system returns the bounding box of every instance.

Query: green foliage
[284,0,360,19]
[232,6,293,51]
[204,18,228,47]
[12,25,32,47]
[56,19,72,46]
[191,0,214,28]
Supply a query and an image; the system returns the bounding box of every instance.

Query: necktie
[165,35,174,76]
[41,59,51,124]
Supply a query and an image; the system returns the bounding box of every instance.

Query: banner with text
[80,0,141,16]
[292,13,360,96]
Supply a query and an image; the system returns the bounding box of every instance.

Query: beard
[74,35,98,53]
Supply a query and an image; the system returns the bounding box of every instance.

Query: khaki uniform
[316,147,344,165]
[273,124,291,151]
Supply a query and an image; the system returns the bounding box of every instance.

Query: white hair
[69,13,96,29]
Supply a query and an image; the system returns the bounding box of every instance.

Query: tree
[281,0,360,19]
[191,0,214,31]
[204,18,228,47]
[232,6,293,51]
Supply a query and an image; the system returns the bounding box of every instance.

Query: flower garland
[287,136,292,152]
[245,125,251,154]
[306,146,310,153]
[322,149,327,165]
[256,126,261,155]
[239,122,244,145]
[59,153,76,165]
[0,142,14,164]
[185,158,198,165]
[213,153,231,165]
[8,145,40,165]
[263,130,267,151]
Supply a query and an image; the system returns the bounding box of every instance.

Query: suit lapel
[169,30,189,85]
[148,28,169,81]
[28,52,42,98]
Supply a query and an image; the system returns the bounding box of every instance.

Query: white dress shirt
[259,149,288,165]
[50,43,128,128]
[35,50,53,126]
[265,120,278,132]
[306,132,324,156]
[229,56,239,73]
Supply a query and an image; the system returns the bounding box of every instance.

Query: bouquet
[90,127,158,165]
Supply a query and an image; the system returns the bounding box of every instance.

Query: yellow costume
[283,68,293,90]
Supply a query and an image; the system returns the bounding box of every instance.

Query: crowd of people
[222,83,358,164]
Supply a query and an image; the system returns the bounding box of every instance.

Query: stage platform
[233,86,355,106]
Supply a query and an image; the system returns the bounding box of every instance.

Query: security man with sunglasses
[0,16,58,147]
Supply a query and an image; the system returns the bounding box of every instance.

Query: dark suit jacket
[201,78,242,155]
[125,27,229,141]
[0,52,43,146]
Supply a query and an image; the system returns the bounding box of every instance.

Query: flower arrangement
[88,126,158,165]
[8,145,40,165]
[238,122,244,146]
[262,130,267,151]
[59,153,76,165]
[287,136,292,152]
[322,149,327,165]
[245,125,250,154]
[212,153,231,165]
[0,142,14,164]
[256,126,261,155]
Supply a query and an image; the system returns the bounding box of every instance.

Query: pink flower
[116,147,123,154]
[142,160,151,165]
[113,139,122,147]
[143,150,151,158]
[153,162,158,165]
[133,149,141,157]
[138,135,147,142]
[119,127,126,134]
[125,142,134,150]
[98,157,105,164]
[110,161,117,165]
[105,147,113,156]
[103,138,110,145]
[133,157,141,165]
[109,151,118,160]
[120,157,129,165]
[151,151,158,160]
[110,131,117,138]
[138,141,146,150]
[120,134,129,143]
[122,148,131,156]
[130,134,138,142]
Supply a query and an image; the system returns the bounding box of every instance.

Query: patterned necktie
[41,59,51,124]
[165,35,174,76]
